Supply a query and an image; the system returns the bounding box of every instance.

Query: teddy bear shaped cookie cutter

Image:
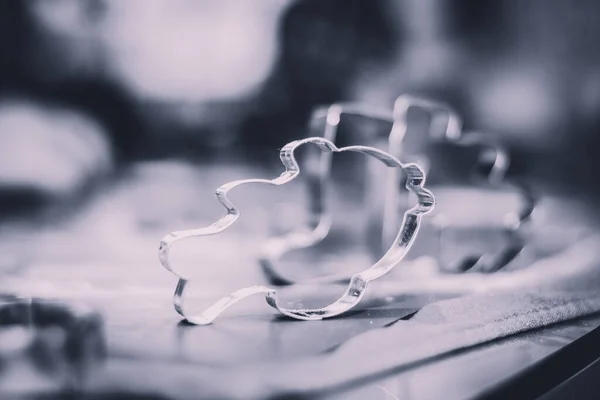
[158,137,434,324]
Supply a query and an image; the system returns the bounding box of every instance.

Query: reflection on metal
[158,137,434,324]
[387,95,536,272]
[261,94,536,283]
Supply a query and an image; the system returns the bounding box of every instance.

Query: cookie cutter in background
[0,295,106,396]
[386,96,536,273]
[158,137,434,324]
[260,95,536,285]
[421,132,535,273]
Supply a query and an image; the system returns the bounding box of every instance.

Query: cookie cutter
[260,95,535,284]
[158,137,434,324]
[0,295,106,394]
[386,96,535,272]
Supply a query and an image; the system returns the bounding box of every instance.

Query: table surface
[0,160,597,399]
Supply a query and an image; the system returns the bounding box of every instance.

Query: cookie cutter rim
[439,131,536,272]
[158,136,434,324]
[387,95,536,272]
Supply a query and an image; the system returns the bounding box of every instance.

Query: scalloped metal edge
[259,103,396,285]
[387,96,535,272]
[158,137,434,324]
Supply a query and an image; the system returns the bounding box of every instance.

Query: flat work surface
[1,161,599,399]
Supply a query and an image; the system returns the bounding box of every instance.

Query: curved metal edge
[384,95,463,250]
[158,137,434,324]
[173,279,275,325]
[259,103,393,285]
[386,95,537,273]
[452,132,536,272]
[390,94,464,147]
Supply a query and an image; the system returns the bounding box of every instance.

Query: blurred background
[1,0,600,221]
[0,0,598,274]
[2,0,600,397]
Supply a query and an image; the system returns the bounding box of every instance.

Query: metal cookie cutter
[385,95,536,273]
[260,95,535,284]
[158,137,434,325]
[0,295,106,396]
